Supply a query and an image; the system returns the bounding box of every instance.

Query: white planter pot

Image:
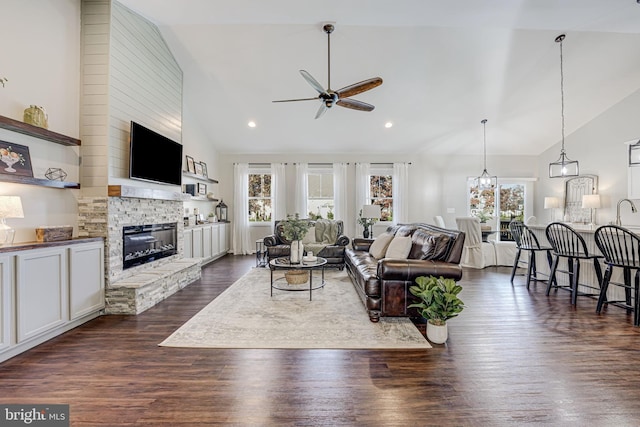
[290,240,304,264]
[426,321,448,344]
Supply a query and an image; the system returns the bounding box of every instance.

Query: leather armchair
[264,219,350,269]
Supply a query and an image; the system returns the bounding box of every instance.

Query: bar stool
[594,225,640,326]
[545,222,603,305]
[509,220,555,289]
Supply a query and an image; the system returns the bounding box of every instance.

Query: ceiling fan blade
[272,97,319,103]
[336,98,375,112]
[336,77,383,99]
[315,102,329,119]
[300,70,326,94]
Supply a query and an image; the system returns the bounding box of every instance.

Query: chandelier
[549,34,579,178]
[475,119,497,189]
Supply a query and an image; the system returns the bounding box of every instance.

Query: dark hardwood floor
[1,255,640,426]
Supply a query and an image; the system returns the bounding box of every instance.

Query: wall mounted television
[129,121,183,186]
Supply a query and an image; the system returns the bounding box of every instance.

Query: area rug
[159,267,431,349]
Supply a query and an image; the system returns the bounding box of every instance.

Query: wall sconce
[582,194,601,227]
[0,195,24,245]
[544,196,560,222]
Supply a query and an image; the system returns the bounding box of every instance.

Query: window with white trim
[370,166,393,222]
[248,169,272,223]
[307,166,334,220]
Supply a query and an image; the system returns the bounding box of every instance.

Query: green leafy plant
[281,213,310,241]
[408,276,465,326]
[475,211,492,223]
[357,209,378,228]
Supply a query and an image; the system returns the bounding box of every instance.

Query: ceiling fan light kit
[273,23,383,119]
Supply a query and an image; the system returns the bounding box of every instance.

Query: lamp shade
[362,204,381,219]
[0,196,24,218]
[544,197,560,209]
[582,194,601,209]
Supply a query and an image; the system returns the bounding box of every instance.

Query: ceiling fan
[273,23,383,119]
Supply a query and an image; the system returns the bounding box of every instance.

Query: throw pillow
[368,232,394,259]
[385,235,412,259]
[302,226,316,244]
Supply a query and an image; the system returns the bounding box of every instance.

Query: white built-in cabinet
[183,222,230,264]
[0,239,104,363]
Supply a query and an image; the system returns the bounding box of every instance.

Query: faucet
[615,198,638,226]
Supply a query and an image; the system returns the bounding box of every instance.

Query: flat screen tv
[129,121,182,186]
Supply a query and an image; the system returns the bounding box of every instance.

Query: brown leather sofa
[263,219,350,269]
[345,223,465,322]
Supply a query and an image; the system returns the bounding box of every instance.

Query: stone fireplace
[78,186,202,314]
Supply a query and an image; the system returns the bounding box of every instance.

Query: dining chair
[545,222,603,305]
[593,225,640,326]
[509,220,555,289]
[455,217,496,268]
[433,215,446,228]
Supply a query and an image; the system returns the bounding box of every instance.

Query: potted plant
[408,275,465,344]
[281,213,310,264]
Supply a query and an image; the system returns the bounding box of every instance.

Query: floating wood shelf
[0,114,81,146]
[182,171,218,183]
[0,173,80,189]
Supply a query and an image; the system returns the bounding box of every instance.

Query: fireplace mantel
[108,185,190,201]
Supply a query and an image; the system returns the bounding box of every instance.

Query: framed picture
[195,162,203,176]
[200,162,208,178]
[0,141,34,178]
[186,155,196,173]
[197,183,207,195]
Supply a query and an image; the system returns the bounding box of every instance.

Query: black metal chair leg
[596,267,612,314]
[547,256,560,296]
[571,259,581,306]
[510,249,521,284]
[526,252,534,289]
[635,271,640,327]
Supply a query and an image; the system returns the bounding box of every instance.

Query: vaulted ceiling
[117,0,640,156]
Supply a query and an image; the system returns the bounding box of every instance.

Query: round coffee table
[269,257,327,301]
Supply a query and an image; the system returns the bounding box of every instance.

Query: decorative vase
[363,227,370,239]
[426,321,448,344]
[290,240,304,264]
[23,105,48,129]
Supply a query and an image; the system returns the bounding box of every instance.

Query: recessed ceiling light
[384,122,393,128]
[248,121,256,128]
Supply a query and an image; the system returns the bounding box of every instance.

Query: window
[370,173,393,222]
[248,172,272,222]
[468,178,531,241]
[307,168,334,220]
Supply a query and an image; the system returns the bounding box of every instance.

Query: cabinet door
[202,225,213,259]
[192,227,204,258]
[183,229,193,258]
[221,223,230,252]
[0,255,11,352]
[16,248,67,343]
[69,242,105,320]
[211,224,220,256]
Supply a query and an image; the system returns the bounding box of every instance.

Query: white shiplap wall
[80,0,183,196]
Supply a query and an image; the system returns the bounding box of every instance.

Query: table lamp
[582,194,601,227]
[544,196,560,222]
[0,195,24,245]
[361,204,381,238]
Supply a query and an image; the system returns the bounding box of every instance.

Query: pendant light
[475,119,497,189]
[549,34,579,178]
